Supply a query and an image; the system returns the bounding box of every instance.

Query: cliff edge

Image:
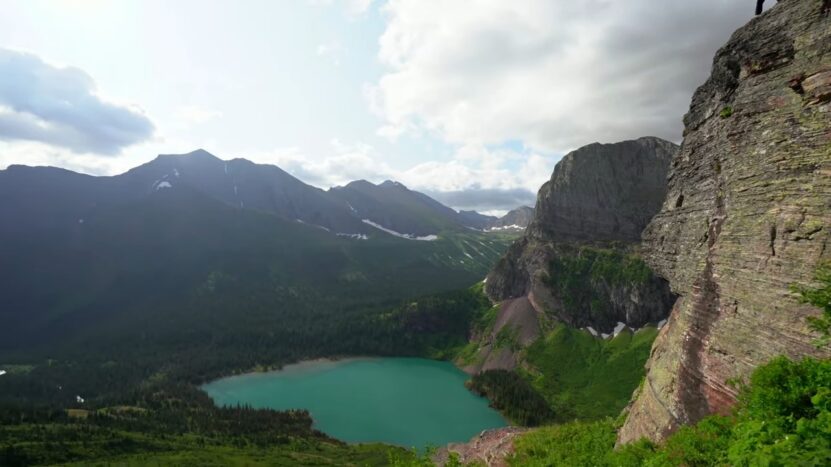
[484,137,678,335]
[619,0,831,444]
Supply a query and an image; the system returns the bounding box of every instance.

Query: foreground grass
[61,442,403,467]
[1,423,409,467]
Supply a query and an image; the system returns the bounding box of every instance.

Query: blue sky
[0,0,766,214]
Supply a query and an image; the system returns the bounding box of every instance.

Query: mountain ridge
[1,149,529,240]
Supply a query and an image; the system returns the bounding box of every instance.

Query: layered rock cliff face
[485,137,678,334]
[619,0,831,444]
[527,137,678,244]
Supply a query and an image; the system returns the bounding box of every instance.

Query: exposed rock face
[527,137,678,243]
[619,0,831,444]
[433,427,528,467]
[488,206,535,231]
[485,137,678,333]
[460,296,543,374]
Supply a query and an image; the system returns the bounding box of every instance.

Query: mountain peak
[342,179,375,189]
[379,180,407,190]
[184,148,220,160]
[156,149,221,163]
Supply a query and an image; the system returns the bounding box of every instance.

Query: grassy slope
[523,324,658,421]
[508,357,831,467]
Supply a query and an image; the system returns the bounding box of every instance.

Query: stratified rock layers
[619,0,831,444]
[485,137,678,333]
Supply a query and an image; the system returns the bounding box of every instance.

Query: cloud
[309,0,375,16]
[371,0,760,153]
[245,139,554,212]
[174,105,222,125]
[425,188,536,214]
[316,41,346,66]
[245,140,396,188]
[0,48,154,155]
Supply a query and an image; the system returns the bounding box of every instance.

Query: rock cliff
[484,137,678,334]
[619,0,831,444]
[527,137,678,244]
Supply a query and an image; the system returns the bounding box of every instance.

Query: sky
[0,0,768,215]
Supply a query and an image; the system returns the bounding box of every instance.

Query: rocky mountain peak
[527,137,678,243]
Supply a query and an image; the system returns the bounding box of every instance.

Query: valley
[1,1,831,466]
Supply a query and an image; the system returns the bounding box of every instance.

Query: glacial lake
[202,357,507,448]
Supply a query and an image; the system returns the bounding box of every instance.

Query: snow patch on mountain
[296,219,330,232]
[361,219,438,241]
[613,321,628,337]
[487,224,523,232]
[337,233,368,240]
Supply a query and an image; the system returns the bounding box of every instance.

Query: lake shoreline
[201,356,508,448]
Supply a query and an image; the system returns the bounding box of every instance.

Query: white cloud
[398,144,552,194]
[244,140,395,188]
[372,0,759,154]
[0,47,154,155]
[174,105,223,125]
[308,0,376,16]
[316,41,346,66]
[243,139,553,211]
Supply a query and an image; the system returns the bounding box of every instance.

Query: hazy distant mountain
[457,210,498,230]
[0,149,533,242]
[329,179,482,237]
[487,206,535,231]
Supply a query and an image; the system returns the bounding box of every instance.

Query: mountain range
[0,150,530,358]
[0,148,529,241]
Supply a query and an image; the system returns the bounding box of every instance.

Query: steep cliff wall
[527,137,678,244]
[485,137,678,333]
[619,0,831,444]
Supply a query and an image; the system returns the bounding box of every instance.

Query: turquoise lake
[202,357,507,448]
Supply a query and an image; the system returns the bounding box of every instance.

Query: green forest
[0,283,496,466]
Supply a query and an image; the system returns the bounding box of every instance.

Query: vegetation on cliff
[793,263,831,348]
[454,320,659,425]
[509,356,831,466]
[544,246,655,326]
[523,324,658,421]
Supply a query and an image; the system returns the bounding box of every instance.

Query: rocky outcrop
[433,427,528,467]
[527,137,678,243]
[619,0,831,444]
[485,137,678,333]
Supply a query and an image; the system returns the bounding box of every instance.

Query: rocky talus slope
[483,137,678,339]
[619,0,831,444]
